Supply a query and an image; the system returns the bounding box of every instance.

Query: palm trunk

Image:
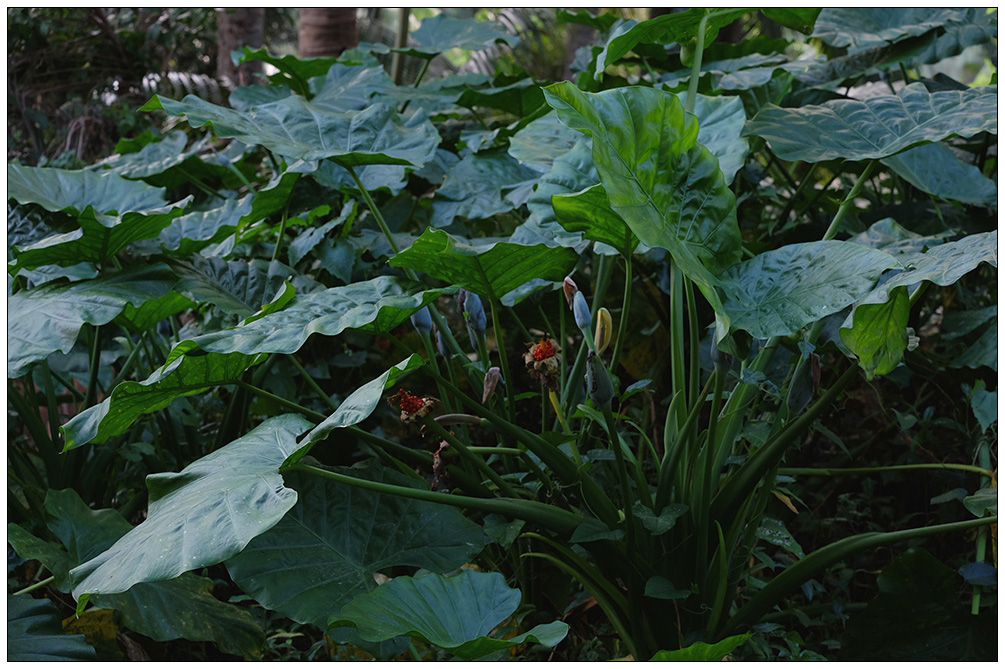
[299,8,358,59]
[217,8,265,87]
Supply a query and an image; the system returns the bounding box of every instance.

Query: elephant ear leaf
[330,570,569,660]
[544,82,741,312]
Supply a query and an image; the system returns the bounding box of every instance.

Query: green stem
[779,463,994,478]
[685,9,744,114]
[13,575,55,596]
[488,300,517,425]
[293,462,583,534]
[420,415,517,498]
[822,161,877,241]
[270,201,291,262]
[233,379,325,422]
[721,515,999,637]
[82,324,102,409]
[609,253,632,377]
[287,355,338,411]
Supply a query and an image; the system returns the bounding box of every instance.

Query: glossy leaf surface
[390,228,579,301]
[544,82,740,295]
[720,241,898,339]
[401,14,519,58]
[70,414,313,597]
[7,164,168,214]
[745,83,998,162]
[881,143,997,208]
[142,95,439,168]
[330,570,569,660]
[7,596,97,661]
[8,264,179,378]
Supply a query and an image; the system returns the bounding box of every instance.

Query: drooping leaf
[431,149,540,227]
[26,489,266,659]
[330,570,568,660]
[70,414,314,597]
[719,241,898,339]
[225,466,486,630]
[850,231,997,307]
[544,82,740,308]
[673,91,749,184]
[10,200,191,272]
[592,9,750,81]
[6,524,75,592]
[650,634,752,661]
[744,83,998,162]
[881,143,997,209]
[552,184,637,256]
[7,596,97,661]
[8,264,179,378]
[840,285,910,379]
[286,355,424,466]
[850,217,953,256]
[644,576,691,600]
[456,77,545,117]
[184,276,457,356]
[7,164,168,215]
[389,228,579,301]
[141,95,439,169]
[400,14,519,59]
[61,346,263,450]
[755,516,805,559]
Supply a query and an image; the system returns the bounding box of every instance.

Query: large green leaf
[10,199,191,272]
[507,111,583,173]
[813,8,978,51]
[61,347,263,450]
[841,231,998,377]
[552,184,637,256]
[744,83,998,162]
[674,91,749,184]
[237,46,338,96]
[141,95,439,169]
[526,139,598,229]
[719,241,899,339]
[170,256,308,319]
[225,466,486,629]
[399,14,519,58]
[330,570,569,660]
[70,414,313,597]
[839,286,911,379]
[7,164,168,215]
[8,264,179,379]
[389,228,579,301]
[881,143,997,209]
[287,355,424,466]
[310,64,396,111]
[650,634,752,661]
[12,489,265,659]
[544,82,740,301]
[7,524,75,591]
[430,149,540,227]
[184,276,456,356]
[761,8,820,34]
[592,9,750,81]
[7,596,96,661]
[148,195,254,254]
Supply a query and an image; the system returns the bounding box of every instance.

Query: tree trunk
[299,8,358,59]
[217,8,265,87]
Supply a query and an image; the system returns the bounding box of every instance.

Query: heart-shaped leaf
[170,256,310,319]
[400,14,519,59]
[7,164,168,215]
[431,148,540,227]
[225,466,486,629]
[389,228,579,301]
[61,347,263,450]
[719,241,899,339]
[330,570,568,660]
[839,285,911,379]
[8,264,179,379]
[674,91,749,184]
[552,184,638,257]
[70,414,313,597]
[881,143,997,209]
[813,8,975,51]
[744,83,998,162]
[141,95,439,169]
